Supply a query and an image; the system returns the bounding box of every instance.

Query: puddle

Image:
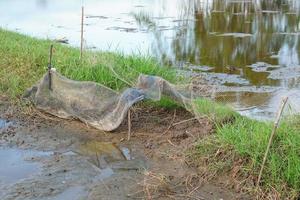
[77,141,130,168]
[120,147,131,160]
[76,141,147,172]
[78,141,127,161]
[0,148,51,185]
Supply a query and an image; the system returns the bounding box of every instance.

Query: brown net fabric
[25,69,192,131]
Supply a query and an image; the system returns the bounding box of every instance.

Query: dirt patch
[0,99,249,199]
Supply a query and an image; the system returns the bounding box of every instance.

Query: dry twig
[162,110,177,135]
[172,118,197,126]
[257,97,288,187]
[127,109,132,141]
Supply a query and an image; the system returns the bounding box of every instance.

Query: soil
[0,98,249,200]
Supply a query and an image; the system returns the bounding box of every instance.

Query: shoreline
[1,29,299,199]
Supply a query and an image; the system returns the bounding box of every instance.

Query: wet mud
[0,102,248,200]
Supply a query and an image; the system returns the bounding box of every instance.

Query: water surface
[0,148,49,184]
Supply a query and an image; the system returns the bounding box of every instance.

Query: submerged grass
[0,29,180,107]
[193,101,300,199]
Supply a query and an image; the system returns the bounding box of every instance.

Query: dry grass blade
[172,118,197,126]
[162,109,176,135]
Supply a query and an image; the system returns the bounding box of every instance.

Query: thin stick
[95,152,100,168]
[127,109,132,141]
[167,139,176,147]
[80,6,84,60]
[172,117,197,126]
[48,44,54,90]
[161,109,176,135]
[257,97,288,187]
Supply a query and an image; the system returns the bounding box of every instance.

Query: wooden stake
[48,44,54,90]
[127,109,132,141]
[257,97,288,187]
[80,6,84,60]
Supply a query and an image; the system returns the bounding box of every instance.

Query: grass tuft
[193,98,239,124]
[192,101,300,199]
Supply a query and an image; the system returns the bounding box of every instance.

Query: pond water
[1,0,300,119]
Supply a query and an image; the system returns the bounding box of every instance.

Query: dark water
[1,0,300,119]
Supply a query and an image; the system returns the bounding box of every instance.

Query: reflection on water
[77,141,127,167]
[1,0,300,119]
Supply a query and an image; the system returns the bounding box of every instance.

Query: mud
[247,62,279,73]
[0,101,249,200]
[268,66,300,80]
[178,70,250,87]
[185,65,214,72]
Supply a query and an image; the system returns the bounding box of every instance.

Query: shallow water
[77,141,128,166]
[1,0,300,119]
[76,141,144,171]
[0,141,140,199]
[0,148,50,184]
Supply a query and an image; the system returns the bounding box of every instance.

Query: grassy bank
[192,99,300,199]
[1,29,300,198]
[0,29,179,103]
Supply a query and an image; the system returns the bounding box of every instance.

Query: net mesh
[25,69,196,131]
[25,68,300,131]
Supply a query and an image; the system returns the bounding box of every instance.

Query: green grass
[0,29,180,107]
[193,101,300,199]
[2,28,300,198]
[193,98,239,124]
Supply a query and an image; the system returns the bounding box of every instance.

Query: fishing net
[24,66,300,131]
[24,69,197,131]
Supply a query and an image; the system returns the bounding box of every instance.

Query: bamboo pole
[257,96,288,187]
[80,6,84,60]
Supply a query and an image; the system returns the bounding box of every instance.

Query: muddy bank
[0,100,248,200]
